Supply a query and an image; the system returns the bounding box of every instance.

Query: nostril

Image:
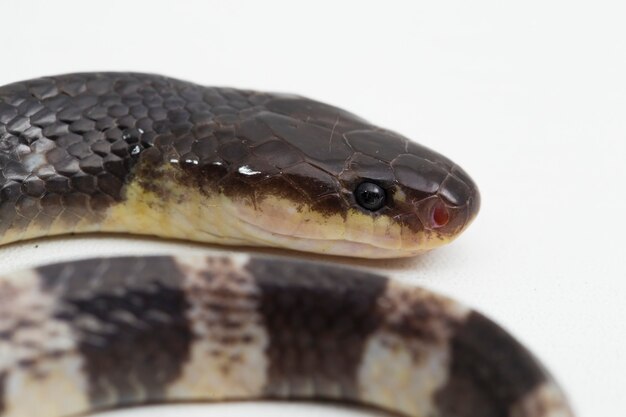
[432,201,450,228]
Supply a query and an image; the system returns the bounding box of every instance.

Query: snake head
[187,95,481,258]
[118,91,479,259]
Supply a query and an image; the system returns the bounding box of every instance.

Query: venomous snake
[0,73,573,416]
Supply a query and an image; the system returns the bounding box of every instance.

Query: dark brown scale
[247,258,389,399]
[435,312,549,417]
[0,72,479,244]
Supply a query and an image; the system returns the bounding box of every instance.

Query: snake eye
[355,182,386,211]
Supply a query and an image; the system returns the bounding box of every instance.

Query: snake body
[0,255,572,417]
[0,74,573,416]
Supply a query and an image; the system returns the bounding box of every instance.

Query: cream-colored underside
[0,270,89,417]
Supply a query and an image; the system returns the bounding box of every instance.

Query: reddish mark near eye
[432,202,450,228]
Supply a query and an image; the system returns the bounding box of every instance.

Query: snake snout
[431,166,481,235]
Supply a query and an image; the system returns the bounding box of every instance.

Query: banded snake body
[0,73,573,417]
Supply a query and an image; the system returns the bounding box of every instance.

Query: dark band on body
[435,311,548,417]
[36,256,194,409]
[246,258,389,399]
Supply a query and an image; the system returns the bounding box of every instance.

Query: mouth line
[232,211,416,256]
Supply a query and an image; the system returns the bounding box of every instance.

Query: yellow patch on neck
[100,171,250,246]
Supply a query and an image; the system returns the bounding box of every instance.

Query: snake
[0,73,573,417]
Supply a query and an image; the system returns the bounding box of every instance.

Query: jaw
[230,196,463,258]
[231,215,425,258]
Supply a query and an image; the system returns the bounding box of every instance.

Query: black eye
[355,182,386,211]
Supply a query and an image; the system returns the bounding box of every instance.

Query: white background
[1,1,625,416]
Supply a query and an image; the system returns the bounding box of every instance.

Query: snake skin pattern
[0,73,479,257]
[0,255,573,417]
